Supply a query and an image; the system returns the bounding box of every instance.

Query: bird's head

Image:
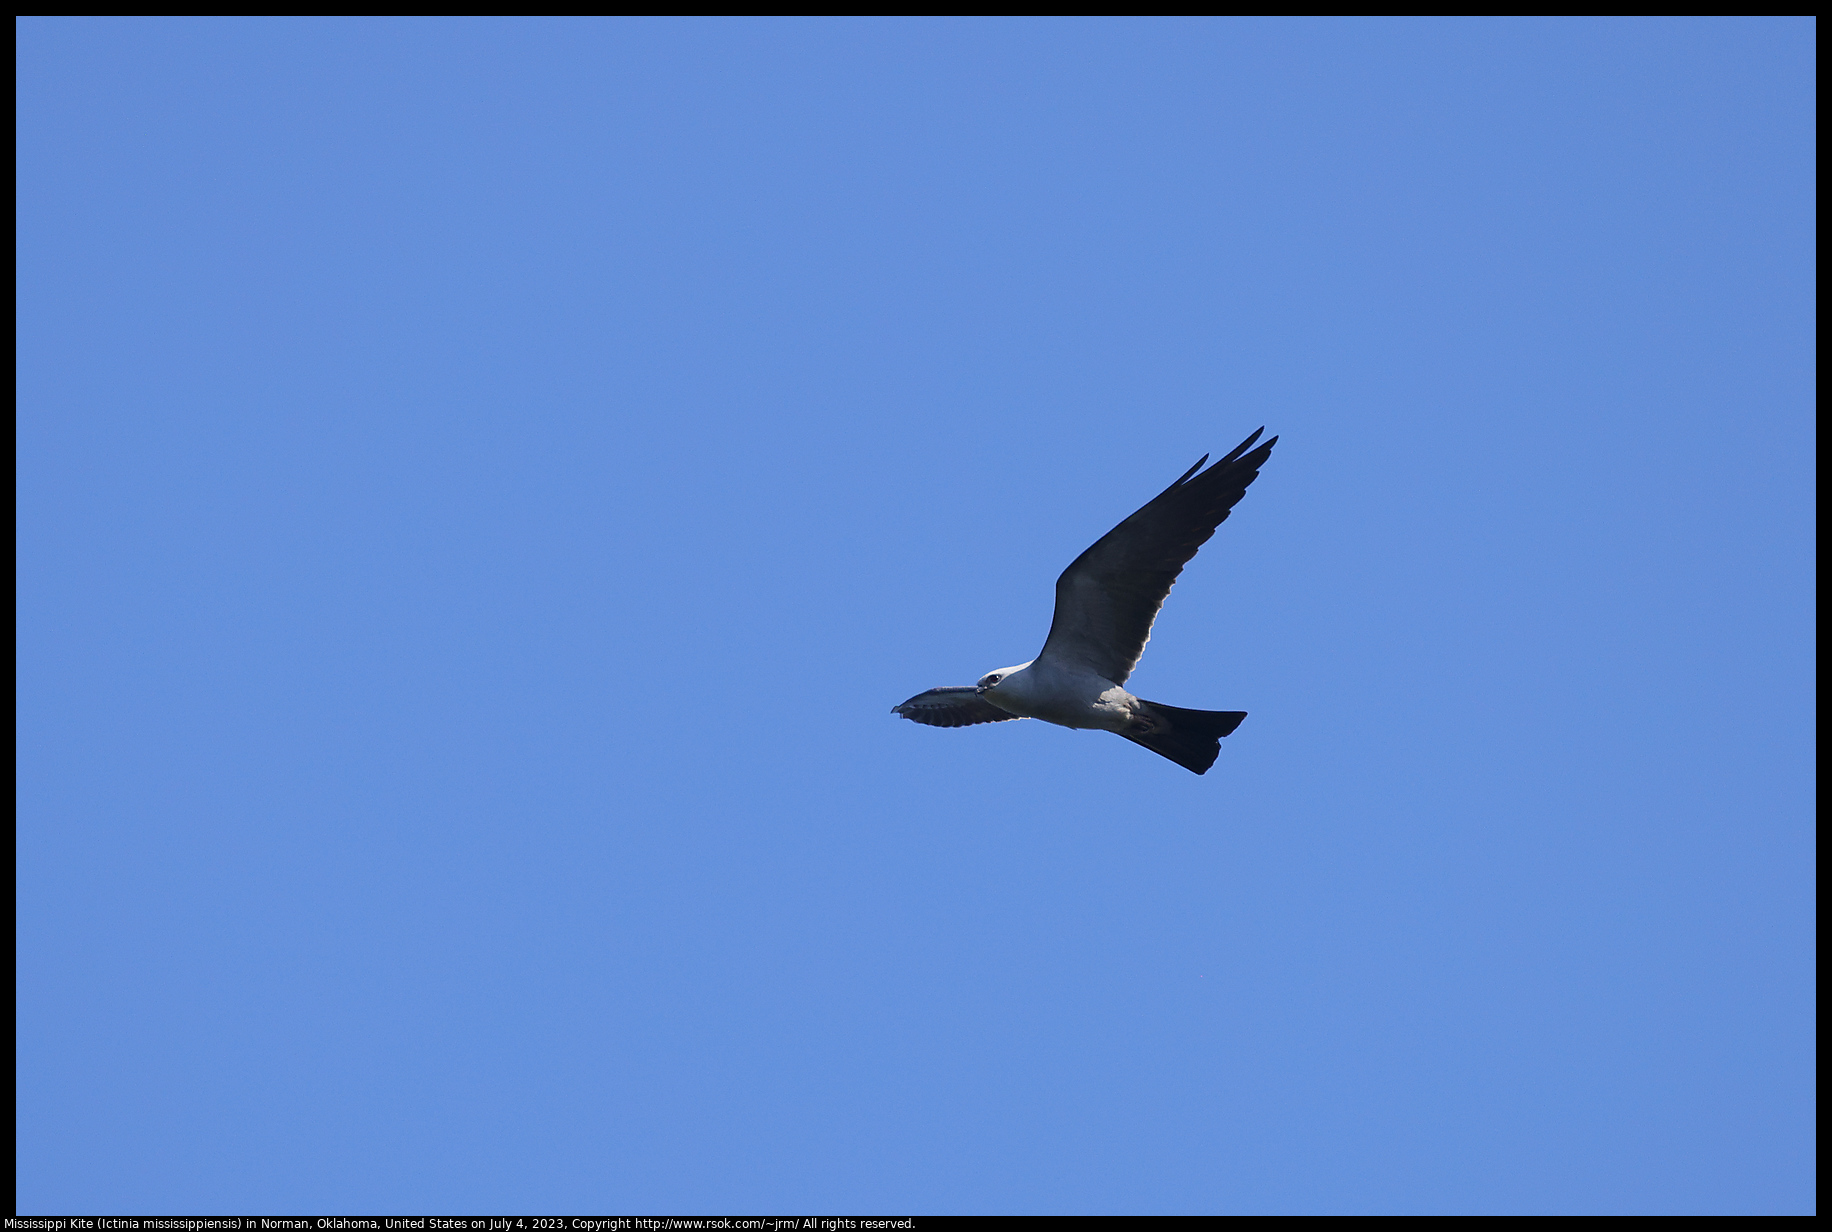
[975,663,1031,695]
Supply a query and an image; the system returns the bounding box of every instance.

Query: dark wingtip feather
[1217,427,1266,467]
[1174,454,1209,486]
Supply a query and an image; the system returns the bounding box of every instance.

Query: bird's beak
[975,685,988,695]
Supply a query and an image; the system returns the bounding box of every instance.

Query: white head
[975,662,1033,695]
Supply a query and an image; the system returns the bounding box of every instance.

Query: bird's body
[975,659,1135,732]
[893,428,1277,774]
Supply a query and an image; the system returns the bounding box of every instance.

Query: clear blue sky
[16,17,1814,1216]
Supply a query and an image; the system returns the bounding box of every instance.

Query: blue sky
[16,17,1814,1215]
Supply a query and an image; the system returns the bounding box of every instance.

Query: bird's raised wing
[892,687,1022,728]
[1037,428,1277,685]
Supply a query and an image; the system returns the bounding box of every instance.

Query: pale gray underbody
[975,658,1144,734]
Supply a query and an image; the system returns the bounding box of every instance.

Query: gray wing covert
[1037,428,1277,685]
[892,687,1021,728]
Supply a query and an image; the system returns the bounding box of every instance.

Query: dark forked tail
[1121,701,1248,775]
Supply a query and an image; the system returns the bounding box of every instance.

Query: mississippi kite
[893,428,1277,774]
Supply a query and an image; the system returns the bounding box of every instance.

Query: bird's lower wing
[892,687,1022,728]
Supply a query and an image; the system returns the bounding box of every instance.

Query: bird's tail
[1122,701,1247,775]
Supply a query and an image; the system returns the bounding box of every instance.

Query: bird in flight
[893,428,1278,775]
